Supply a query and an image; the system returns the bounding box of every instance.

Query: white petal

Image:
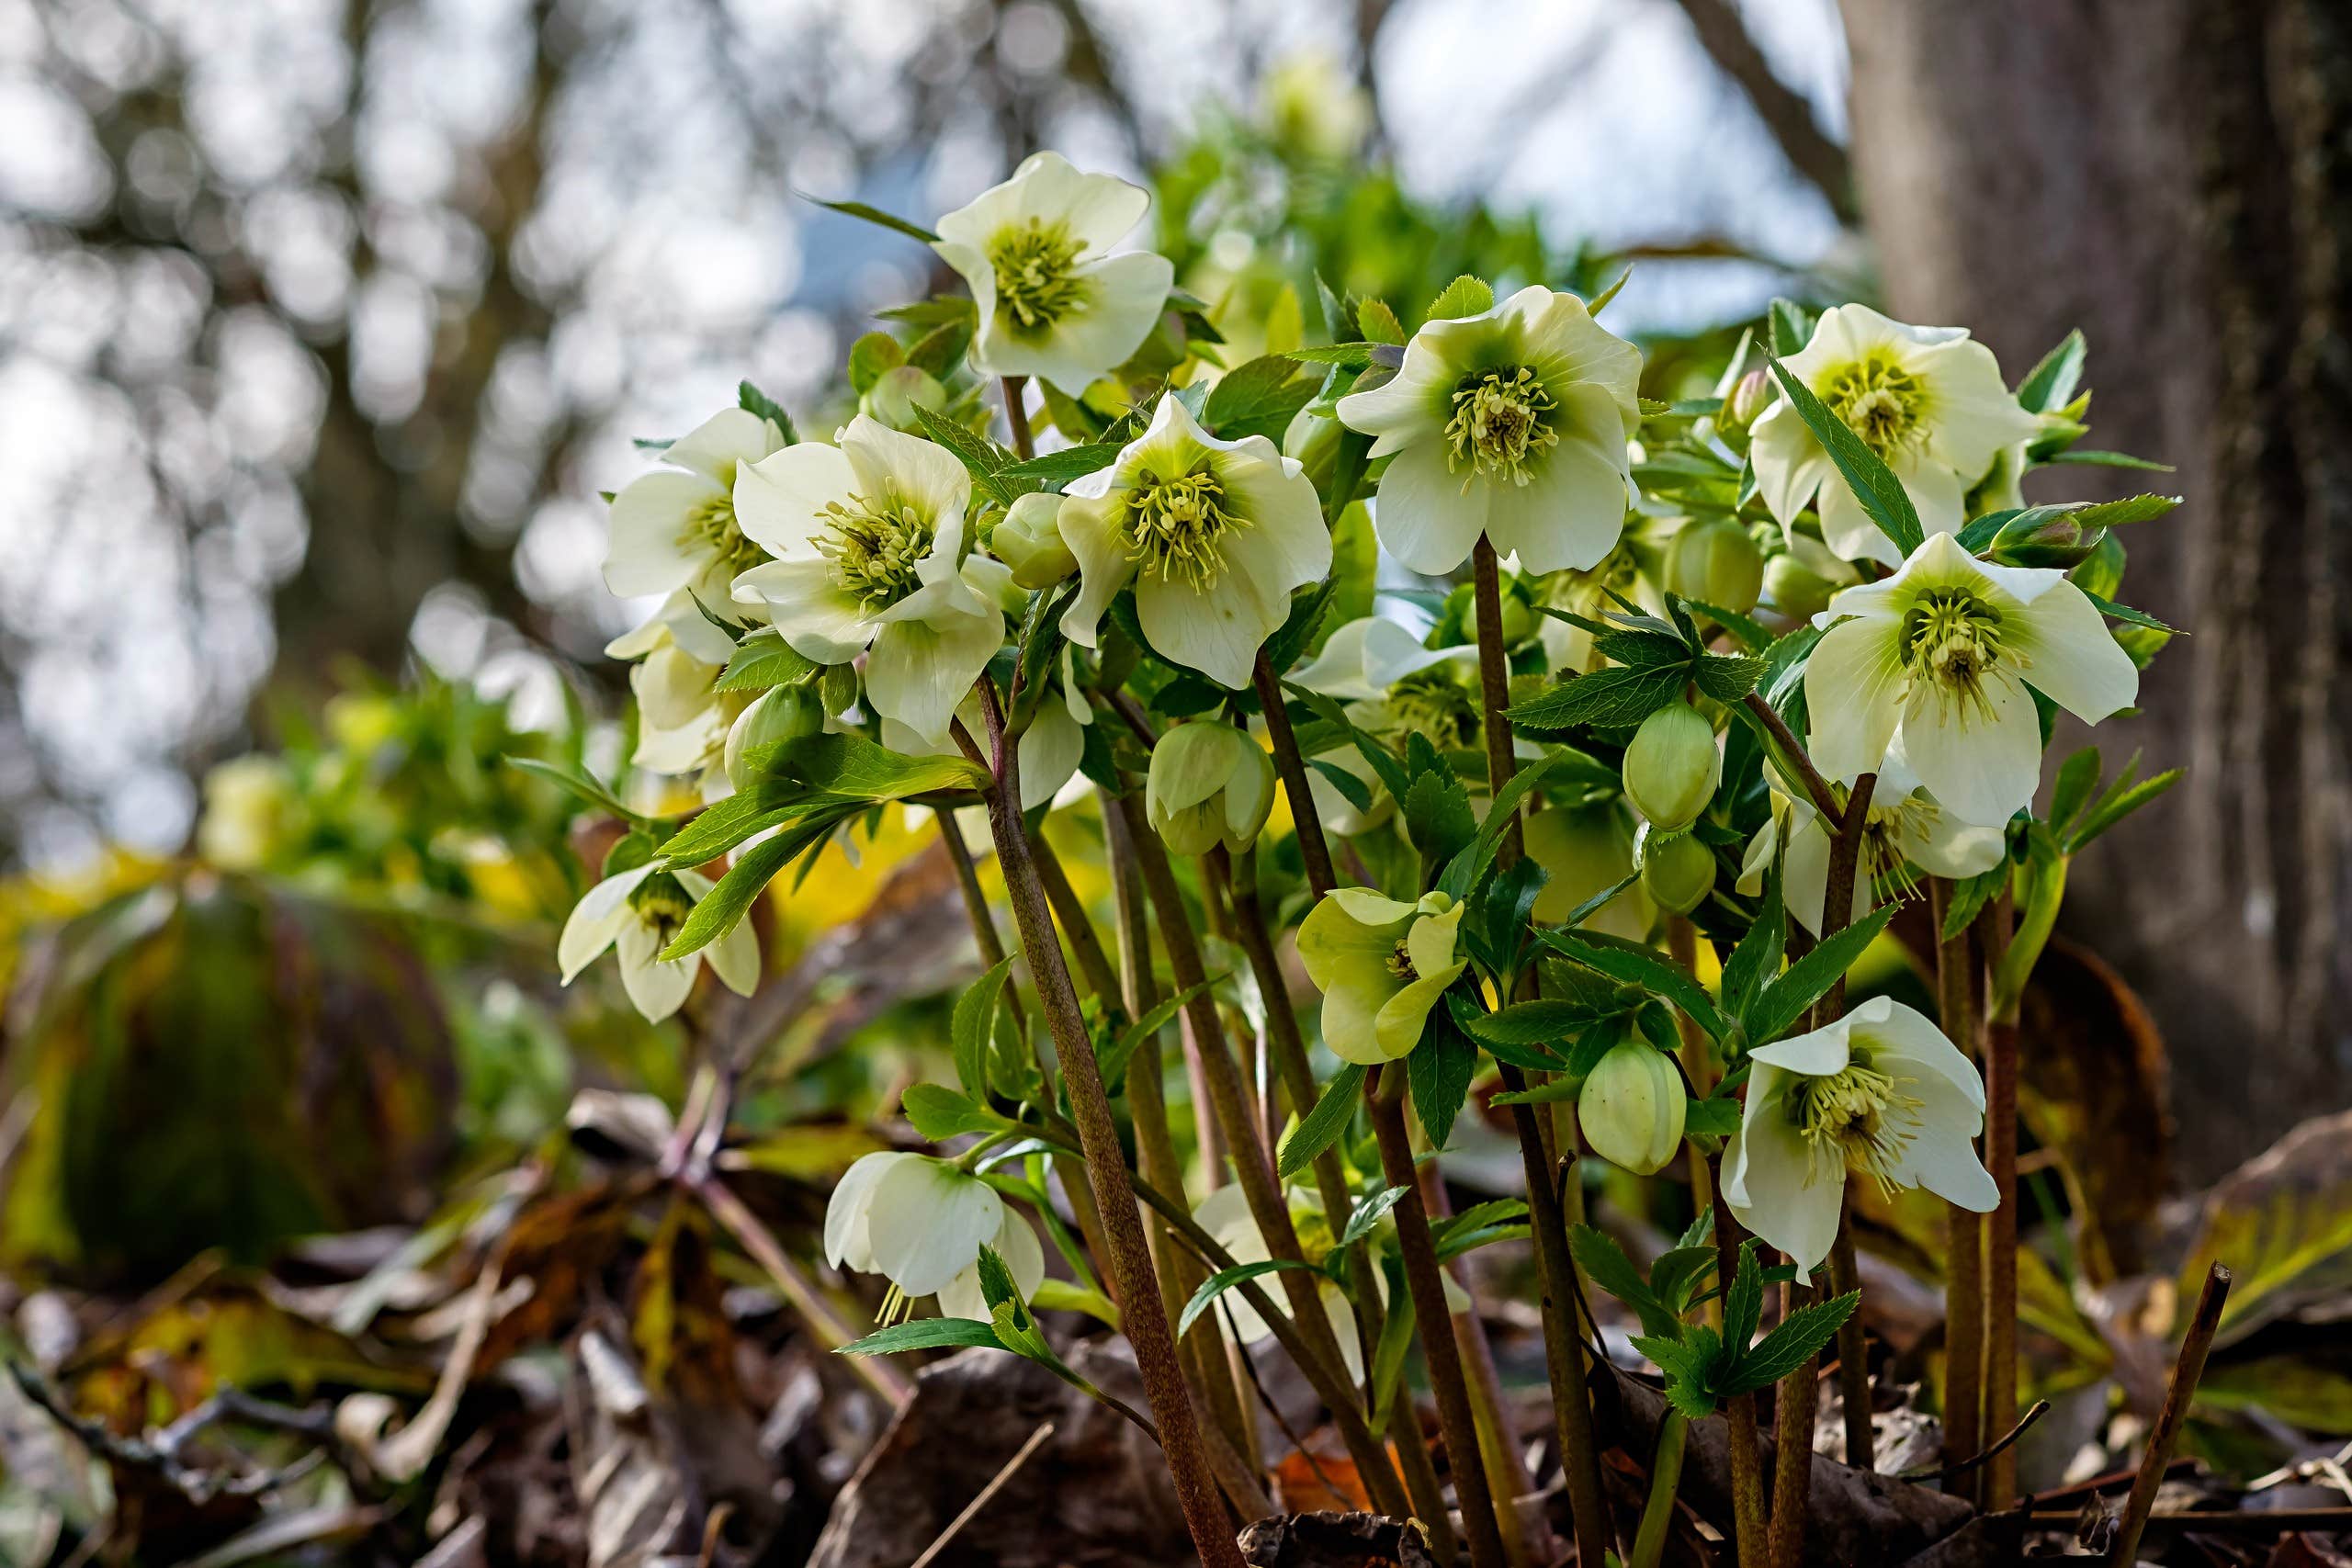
[1054,490,1136,651]
[1289,615,1385,699]
[865,1158,1002,1298]
[1909,336,2041,479]
[2011,581,2139,724]
[838,415,971,532]
[1749,401,1830,530]
[1728,1120,1845,1273]
[732,558,876,665]
[1803,616,1906,783]
[734,443,858,558]
[1018,697,1086,812]
[1483,402,1630,574]
[865,610,1003,747]
[1137,568,1283,691]
[1782,806,1835,936]
[1326,887,1418,926]
[1849,996,1985,1110]
[1816,470,1909,570]
[826,1151,912,1270]
[1747,1014,1856,1077]
[1897,671,2042,828]
[1369,438,1487,575]
[1212,440,1333,588]
[1895,793,2008,881]
[664,407,781,485]
[605,470,724,596]
[557,863,658,981]
[1887,1073,1999,1212]
[616,920,696,1022]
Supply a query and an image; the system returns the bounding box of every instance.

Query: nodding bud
[1146,722,1276,856]
[858,365,947,431]
[1726,367,1773,430]
[725,685,823,792]
[1989,510,2109,570]
[1623,702,1721,832]
[1636,820,1717,915]
[1665,517,1765,615]
[991,491,1078,590]
[1579,1039,1687,1176]
[1283,401,1342,493]
[1764,551,1836,623]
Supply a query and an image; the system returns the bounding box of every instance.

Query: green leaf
[911,404,1021,505]
[899,1082,1012,1141]
[1542,930,1730,1043]
[1100,974,1222,1095]
[1462,998,1605,1048]
[848,331,905,394]
[1570,1224,1680,1340]
[1507,663,1690,732]
[1424,274,1494,321]
[1339,1186,1410,1250]
[2049,747,2103,838]
[1179,1259,1318,1338]
[2044,448,2175,472]
[1357,299,1405,345]
[1941,863,2009,941]
[757,731,989,802]
[2068,766,2181,851]
[2081,590,2180,635]
[1262,580,1339,681]
[1283,682,1412,807]
[1200,355,1319,445]
[1692,654,1767,702]
[1587,268,1631,316]
[1683,600,1774,653]
[712,631,820,694]
[1408,1007,1479,1149]
[1724,1292,1860,1394]
[808,195,939,243]
[1683,1097,1741,1136]
[1308,757,1374,813]
[652,791,802,867]
[1403,771,1476,869]
[1283,343,1376,367]
[1763,351,1925,558]
[1767,297,1811,357]
[660,813,840,959]
[1487,1076,1580,1108]
[1722,1239,1764,1357]
[739,380,798,444]
[2071,493,2182,529]
[838,1316,1005,1356]
[1718,858,1785,1020]
[952,956,1018,1099]
[2015,328,2086,412]
[1745,900,1898,1043]
[1277,1063,1366,1179]
[998,443,1124,484]
[505,756,646,824]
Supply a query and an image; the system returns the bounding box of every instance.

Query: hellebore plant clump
[538,149,2188,1568]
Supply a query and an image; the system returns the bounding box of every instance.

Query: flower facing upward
[1296,890,1468,1065]
[1750,305,2041,567]
[729,416,1012,747]
[824,1151,1044,1323]
[1724,996,1997,1270]
[602,408,787,605]
[1804,531,2137,827]
[1059,394,1331,689]
[559,861,759,1023]
[932,152,1176,393]
[1335,285,1642,576]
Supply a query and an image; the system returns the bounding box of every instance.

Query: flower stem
[1001,376,1034,459]
[972,681,1246,1568]
[1829,1202,1873,1469]
[1470,536,1524,863]
[1929,877,1985,1508]
[1768,770,1875,1568]
[1251,649,1337,897]
[1742,691,1847,828]
[1368,1064,1510,1568]
[1711,1167,1770,1567]
[2108,1264,2231,1568]
[1976,892,2020,1510]
[1629,1408,1689,1568]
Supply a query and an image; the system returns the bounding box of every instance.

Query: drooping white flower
[1146,721,1276,856]
[603,408,787,604]
[824,1151,1045,1321]
[1534,535,1663,675]
[1803,531,2137,828]
[558,861,760,1022]
[1736,741,2007,935]
[1195,1184,1378,1382]
[1059,394,1331,690]
[1335,285,1642,577]
[1296,890,1468,1065]
[1724,996,1998,1271]
[1750,305,2041,568]
[932,152,1175,394]
[729,416,1012,748]
[1524,805,1655,942]
[624,637,744,795]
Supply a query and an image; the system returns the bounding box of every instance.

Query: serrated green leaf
[2043,448,2175,472]
[952,956,1017,1099]
[1684,600,1774,652]
[652,791,802,866]
[1683,1097,1740,1136]
[1767,297,1811,357]
[1339,1186,1410,1250]
[1283,343,1376,367]
[1277,1063,1366,1179]
[1425,274,1494,321]
[1764,351,1925,558]
[1508,663,1689,732]
[1573,1224,1680,1340]
[2067,767,2181,851]
[995,443,1124,484]
[712,631,820,694]
[1408,1007,1478,1149]
[1200,354,1318,445]
[2080,590,2180,634]
[506,756,648,824]
[1462,998,1606,1048]
[1719,857,1785,1020]
[899,1082,1011,1141]
[1357,299,1405,345]
[808,195,939,243]
[1941,863,2009,941]
[739,380,798,444]
[1723,1292,1860,1394]
[1745,900,1898,1043]
[1403,770,1476,868]
[839,1317,1006,1357]
[911,404,1022,505]
[1178,1259,1318,1338]
[1723,1239,1764,1356]
[755,731,989,802]
[659,812,841,958]
[2071,493,2181,528]
[1692,654,1767,702]
[1542,930,1730,1042]
[2049,747,2102,838]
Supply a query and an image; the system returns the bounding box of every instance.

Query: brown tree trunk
[1838,0,2352,1180]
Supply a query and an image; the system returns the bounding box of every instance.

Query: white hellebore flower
[1737,741,2007,935]
[558,862,759,1023]
[932,151,1175,393]
[1750,305,2041,568]
[824,1151,1044,1322]
[730,416,1011,748]
[1724,997,1998,1271]
[1194,1184,1379,1382]
[603,408,786,604]
[1335,285,1642,577]
[1804,531,2137,828]
[1059,394,1331,689]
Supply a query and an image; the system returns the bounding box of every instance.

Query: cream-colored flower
[1804,531,2137,828]
[1724,997,1997,1270]
[729,416,1011,748]
[1336,285,1641,576]
[603,408,787,604]
[558,861,759,1022]
[1524,805,1655,942]
[1195,1184,1377,1382]
[1296,890,1468,1065]
[824,1151,1045,1322]
[1750,305,2041,568]
[932,152,1174,393]
[1146,721,1276,856]
[1059,394,1331,689]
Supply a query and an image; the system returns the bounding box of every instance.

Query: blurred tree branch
[1668,0,1857,224]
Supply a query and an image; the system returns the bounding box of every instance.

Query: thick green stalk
[972,682,1245,1568]
[1629,1409,1689,1568]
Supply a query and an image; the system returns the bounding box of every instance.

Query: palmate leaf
[1722,1292,1860,1394]
[1541,929,1730,1043]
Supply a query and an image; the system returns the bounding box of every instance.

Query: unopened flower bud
[1764,551,1836,622]
[1579,1040,1687,1176]
[859,365,946,431]
[725,684,824,792]
[1989,511,2109,570]
[1726,367,1773,430]
[1665,517,1764,614]
[992,491,1078,590]
[1636,821,1717,915]
[1623,702,1720,831]
[1146,722,1276,856]
[1283,402,1341,494]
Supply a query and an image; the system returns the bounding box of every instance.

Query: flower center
[1790,1057,1925,1195]
[1385,939,1419,981]
[1116,467,1245,589]
[1446,367,1559,488]
[1860,792,1942,899]
[1901,586,2011,721]
[1382,667,1481,753]
[989,220,1086,334]
[627,872,695,942]
[681,495,765,579]
[1819,354,1926,457]
[816,482,935,613]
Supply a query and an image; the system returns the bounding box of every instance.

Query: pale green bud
[1665,518,1764,615]
[859,365,947,431]
[1725,367,1772,431]
[1763,552,1836,622]
[1623,702,1720,831]
[724,685,823,793]
[1146,723,1276,856]
[1579,1039,1687,1176]
[1283,401,1341,494]
[1636,821,1717,915]
[992,491,1078,590]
